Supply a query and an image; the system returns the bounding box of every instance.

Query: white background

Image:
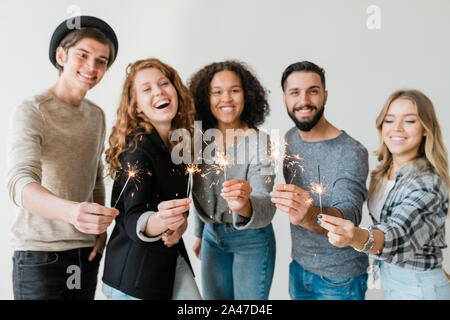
[0,0,449,300]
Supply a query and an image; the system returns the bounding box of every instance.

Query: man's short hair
[55,27,116,72]
[281,61,326,91]
[49,16,118,70]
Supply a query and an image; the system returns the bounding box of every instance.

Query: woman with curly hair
[188,60,276,300]
[101,58,201,300]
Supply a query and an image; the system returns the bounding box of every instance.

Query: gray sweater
[284,127,369,278]
[6,90,105,251]
[193,130,276,238]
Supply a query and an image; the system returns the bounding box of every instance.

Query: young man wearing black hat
[7,16,119,300]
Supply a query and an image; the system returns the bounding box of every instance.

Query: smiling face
[56,37,110,93]
[134,67,179,129]
[283,71,327,132]
[209,70,245,129]
[382,97,425,164]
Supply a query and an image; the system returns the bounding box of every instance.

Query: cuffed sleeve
[232,135,276,230]
[136,211,164,242]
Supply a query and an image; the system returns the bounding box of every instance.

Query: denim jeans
[102,254,202,300]
[289,259,368,300]
[380,261,450,300]
[201,223,276,300]
[12,247,101,300]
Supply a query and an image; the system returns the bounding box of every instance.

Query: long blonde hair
[106,58,195,178]
[369,89,450,197]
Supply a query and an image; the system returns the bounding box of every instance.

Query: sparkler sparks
[310,165,325,215]
[185,164,201,197]
[215,151,231,182]
[267,140,304,184]
[113,163,141,208]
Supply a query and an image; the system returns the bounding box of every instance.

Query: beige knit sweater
[7,90,106,251]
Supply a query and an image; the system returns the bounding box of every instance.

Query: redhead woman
[102,58,201,300]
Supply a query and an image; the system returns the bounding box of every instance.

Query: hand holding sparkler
[144,198,191,237]
[318,214,381,254]
[67,202,119,235]
[270,184,313,225]
[221,179,253,217]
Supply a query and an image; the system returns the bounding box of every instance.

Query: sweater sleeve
[93,155,106,201]
[232,133,276,230]
[93,112,106,201]
[331,144,368,225]
[6,101,45,208]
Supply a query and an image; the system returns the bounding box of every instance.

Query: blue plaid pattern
[369,161,449,270]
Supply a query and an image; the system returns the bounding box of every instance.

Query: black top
[102,129,192,299]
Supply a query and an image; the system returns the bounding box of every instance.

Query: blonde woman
[101,58,200,300]
[319,89,450,299]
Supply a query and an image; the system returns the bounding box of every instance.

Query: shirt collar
[395,159,428,180]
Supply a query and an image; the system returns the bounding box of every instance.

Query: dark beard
[287,105,324,132]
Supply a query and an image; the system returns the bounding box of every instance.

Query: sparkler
[267,140,304,184]
[113,171,136,208]
[215,151,231,182]
[113,163,142,208]
[310,165,324,215]
[212,151,232,214]
[185,164,201,197]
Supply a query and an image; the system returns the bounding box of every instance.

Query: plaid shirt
[369,161,449,271]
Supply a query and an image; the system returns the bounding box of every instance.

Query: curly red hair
[106,58,195,178]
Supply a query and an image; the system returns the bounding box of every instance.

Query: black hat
[49,15,118,68]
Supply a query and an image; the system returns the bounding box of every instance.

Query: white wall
[1,0,449,300]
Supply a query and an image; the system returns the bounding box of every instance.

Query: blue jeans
[380,261,450,300]
[289,259,368,300]
[201,223,276,300]
[12,247,101,300]
[102,254,202,300]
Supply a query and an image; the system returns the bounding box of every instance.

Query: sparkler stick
[317,165,323,215]
[113,170,136,208]
[187,173,192,198]
[216,151,230,182]
[309,165,325,215]
[185,164,201,197]
[214,150,232,213]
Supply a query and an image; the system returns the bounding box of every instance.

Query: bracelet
[354,227,375,253]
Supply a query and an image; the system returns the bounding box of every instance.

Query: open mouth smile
[78,72,97,82]
[293,106,316,113]
[154,100,170,109]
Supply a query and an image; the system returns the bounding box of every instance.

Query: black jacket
[102,130,193,299]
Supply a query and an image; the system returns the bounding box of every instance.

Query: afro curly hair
[188,60,270,131]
